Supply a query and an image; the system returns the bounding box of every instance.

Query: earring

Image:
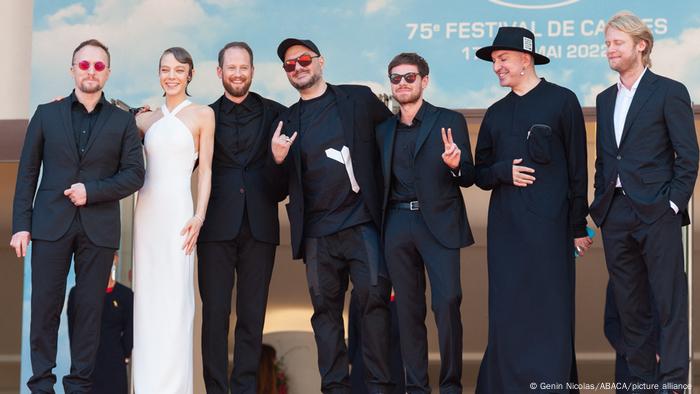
[520,69,525,76]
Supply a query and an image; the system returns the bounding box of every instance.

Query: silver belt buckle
[409,201,419,211]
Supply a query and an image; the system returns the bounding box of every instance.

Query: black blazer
[590,70,699,226]
[278,84,393,259]
[376,101,475,249]
[12,95,145,249]
[198,93,287,244]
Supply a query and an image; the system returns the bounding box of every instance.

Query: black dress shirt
[70,91,106,157]
[390,104,426,203]
[217,93,263,166]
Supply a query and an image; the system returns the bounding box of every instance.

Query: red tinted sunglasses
[75,60,107,72]
[389,72,420,85]
[282,54,320,72]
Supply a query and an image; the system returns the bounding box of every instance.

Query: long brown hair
[257,344,278,394]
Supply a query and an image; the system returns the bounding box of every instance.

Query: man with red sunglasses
[10,39,144,393]
[271,38,394,394]
[376,53,474,394]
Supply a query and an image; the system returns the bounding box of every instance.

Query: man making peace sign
[375,52,475,394]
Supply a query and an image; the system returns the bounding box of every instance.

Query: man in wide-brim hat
[472,26,591,393]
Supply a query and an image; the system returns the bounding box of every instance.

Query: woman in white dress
[132,47,214,393]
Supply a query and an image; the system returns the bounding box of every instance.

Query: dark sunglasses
[282,54,320,72]
[389,72,421,85]
[75,60,107,72]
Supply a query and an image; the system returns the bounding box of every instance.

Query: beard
[78,79,103,94]
[392,89,422,105]
[223,77,252,98]
[289,70,321,91]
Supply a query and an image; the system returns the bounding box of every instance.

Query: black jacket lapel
[332,85,356,152]
[60,98,80,163]
[619,70,659,148]
[379,117,397,207]
[82,103,114,158]
[414,101,438,157]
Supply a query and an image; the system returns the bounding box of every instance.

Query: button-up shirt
[70,91,106,158]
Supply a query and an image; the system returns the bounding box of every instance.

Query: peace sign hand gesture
[441,127,461,170]
[271,121,298,164]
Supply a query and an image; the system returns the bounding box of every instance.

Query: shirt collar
[69,90,107,111]
[397,100,426,127]
[617,67,647,93]
[222,93,258,114]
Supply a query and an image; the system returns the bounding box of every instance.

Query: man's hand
[64,183,87,206]
[574,236,593,257]
[512,158,535,187]
[10,231,31,258]
[441,127,461,170]
[271,121,297,164]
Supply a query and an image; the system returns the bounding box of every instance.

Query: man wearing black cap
[271,38,394,394]
[472,27,589,392]
[197,42,288,394]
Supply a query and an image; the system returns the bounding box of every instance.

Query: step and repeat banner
[22,0,699,392]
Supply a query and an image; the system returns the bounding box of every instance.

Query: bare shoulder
[193,103,214,119]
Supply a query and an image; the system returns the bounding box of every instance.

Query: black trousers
[197,216,276,394]
[384,208,463,394]
[28,216,115,394]
[304,222,392,394]
[601,193,689,385]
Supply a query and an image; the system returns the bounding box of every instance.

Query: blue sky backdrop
[30,0,700,112]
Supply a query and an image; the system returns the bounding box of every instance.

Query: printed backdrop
[22,1,700,392]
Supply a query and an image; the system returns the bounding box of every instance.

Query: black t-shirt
[299,87,371,237]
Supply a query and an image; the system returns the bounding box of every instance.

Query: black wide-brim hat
[476,26,549,65]
[277,38,321,61]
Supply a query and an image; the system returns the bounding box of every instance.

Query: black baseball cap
[277,38,321,61]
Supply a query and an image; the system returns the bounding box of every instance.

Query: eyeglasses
[74,60,107,72]
[389,72,420,85]
[282,54,320,72]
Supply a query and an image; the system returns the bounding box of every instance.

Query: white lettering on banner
[410,17,669,62]
[325,146,361,193]
[488,0,581,10]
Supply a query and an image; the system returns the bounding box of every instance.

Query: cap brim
[277,38,319,61]
[475,45,550,65]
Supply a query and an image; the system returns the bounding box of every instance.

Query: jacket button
[616,155,621,160]
[239,188,245,194]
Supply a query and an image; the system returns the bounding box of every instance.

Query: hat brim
[277,38,320,61]
[475,45,550,65]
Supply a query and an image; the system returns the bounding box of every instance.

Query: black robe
[68,282,134,394]
[474,79,588,393]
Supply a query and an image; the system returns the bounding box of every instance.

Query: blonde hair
[606,11,654,68]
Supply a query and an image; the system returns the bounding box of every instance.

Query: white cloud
[365,0,390,14]
[30,0,226,108]
[46,3,87,28]
[653,27,700,103]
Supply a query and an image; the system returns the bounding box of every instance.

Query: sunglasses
[75,60,107,72]
[282,54,320,72]
[389,72,421,85]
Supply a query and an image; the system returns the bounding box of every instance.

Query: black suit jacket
[12,95,145,249]
[278,84,393,259]
[376,101,475,249]
[198,93,287,244]
[590,70,699,227]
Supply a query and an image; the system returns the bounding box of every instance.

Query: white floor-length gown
[133,100,196,394]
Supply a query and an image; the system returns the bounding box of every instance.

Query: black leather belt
[614,187,626,196]
[389,201,420,211]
